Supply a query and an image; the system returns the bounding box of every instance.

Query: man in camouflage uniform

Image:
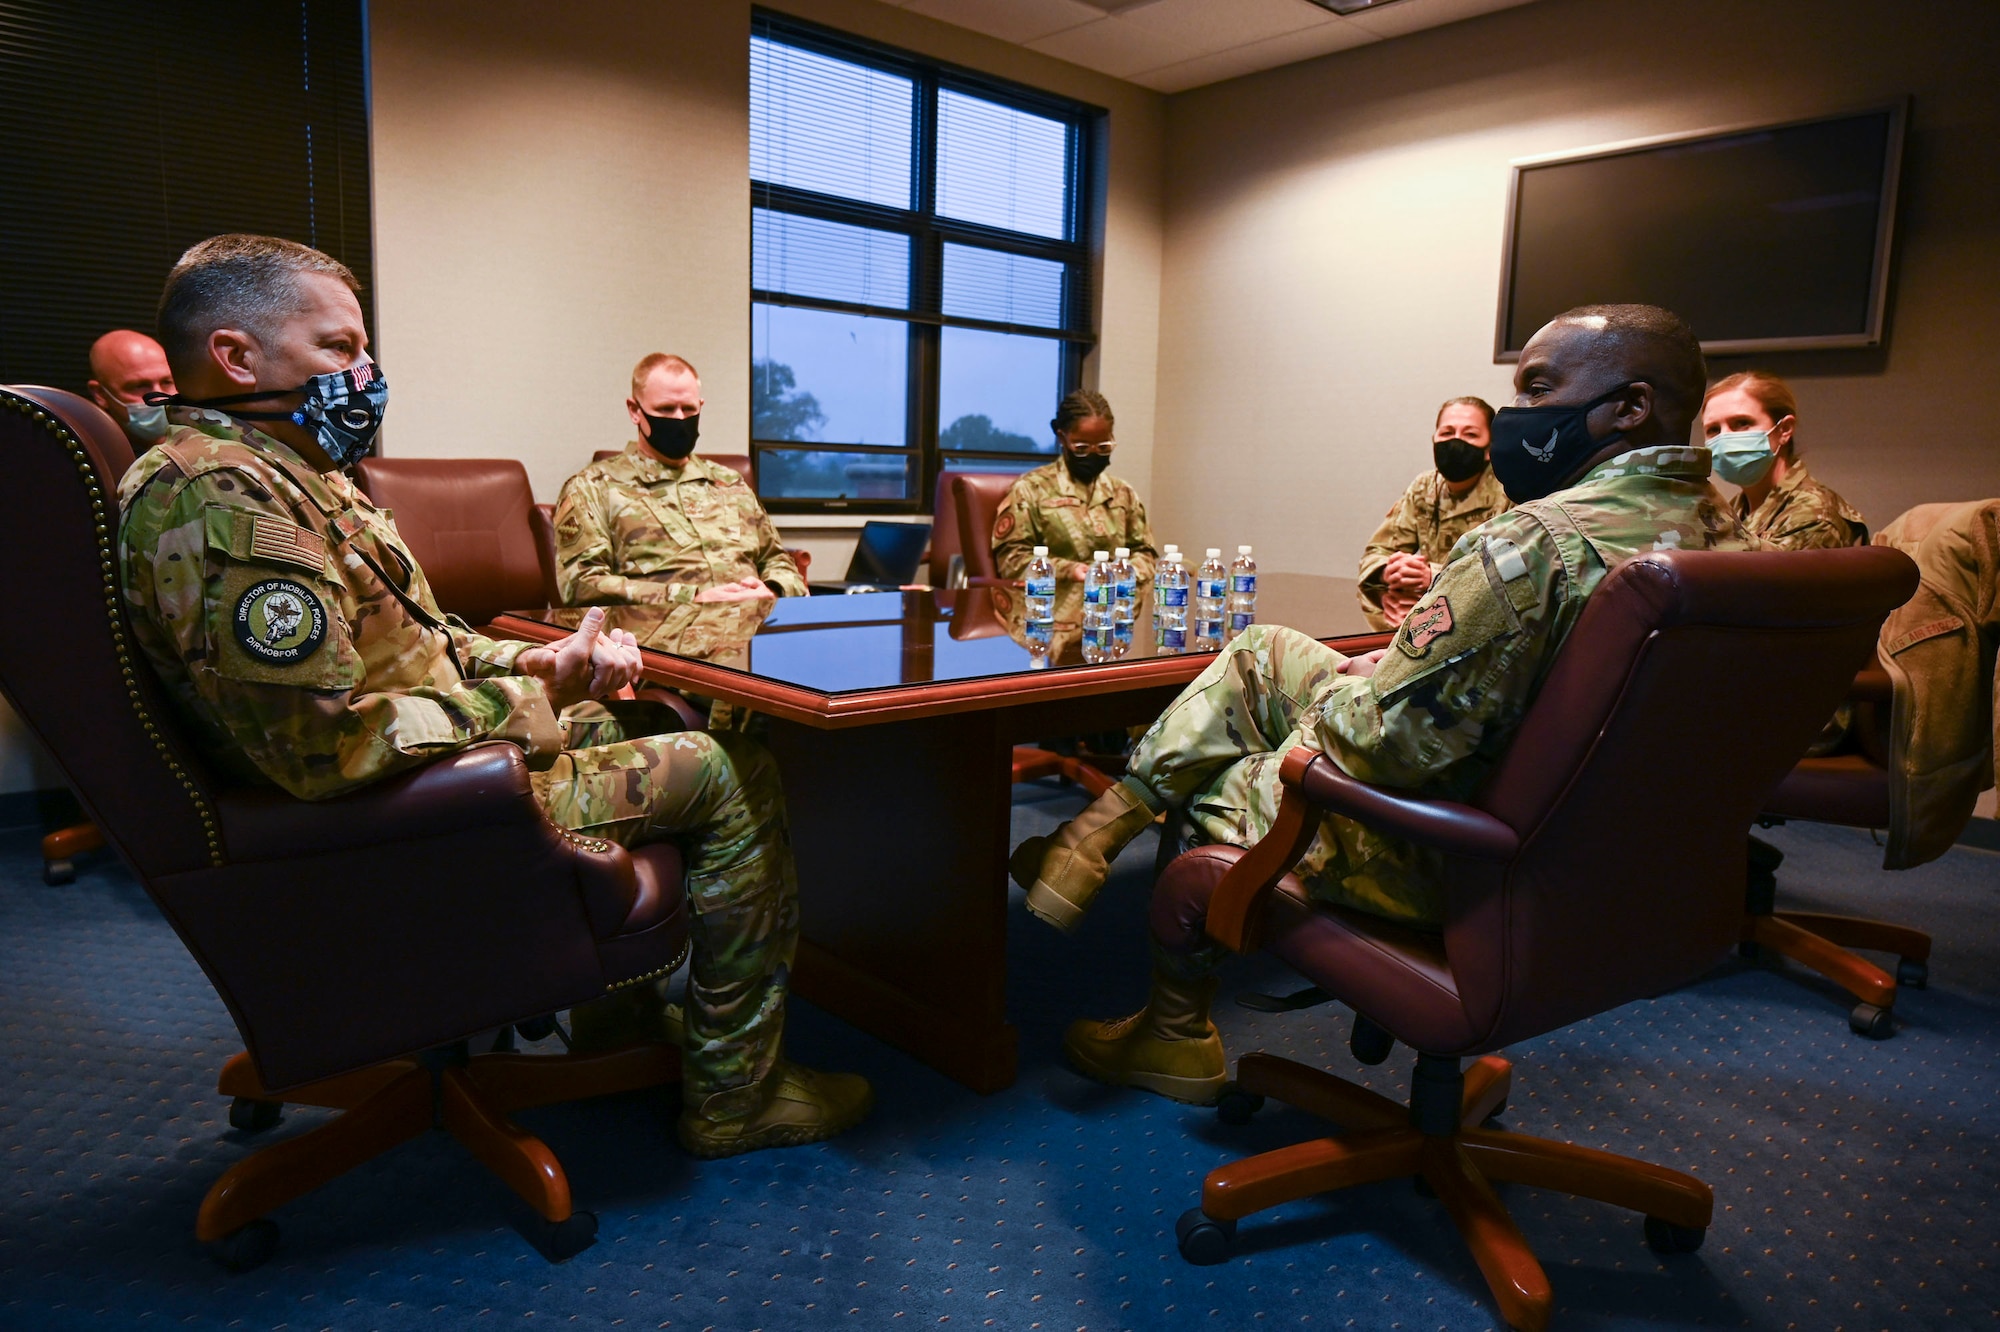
[1356,396,1512,630]
[1010,304,1752,1104]
[554,354,804,607]
[116,234,868,1158]
[992,389,1157,582]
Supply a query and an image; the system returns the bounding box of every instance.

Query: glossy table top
[494,572,1381,726]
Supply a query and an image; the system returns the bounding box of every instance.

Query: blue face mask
[1708,429,1777,487]
[166,361,387,469]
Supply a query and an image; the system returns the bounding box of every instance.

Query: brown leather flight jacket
[1872,500,2000,868]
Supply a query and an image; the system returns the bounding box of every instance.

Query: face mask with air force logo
[1488,383,1635,504]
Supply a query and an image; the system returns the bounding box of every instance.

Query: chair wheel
[1215,1085,1265,1126]
[228,1097,283,1133]
[1350,1014,1394,1066]
[209,1218,279,1271]
[1175,1207,1235,1265]
[42,859,75,886]
[1896,958,1929,990]
[1849,1003,1895,1040]
[1643,1215,1705,1254]
[523,1210,598,1262]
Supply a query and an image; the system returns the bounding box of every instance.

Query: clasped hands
[1379,551,1437,627]
[695,576,776,604]
[516,606,645,709]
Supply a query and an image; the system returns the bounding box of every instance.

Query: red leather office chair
[1154,547,1915,1332]
[1747,666,1931,1037]
[951,473,1018,584]
[945,472,1118,794]
[0,387,691,1269]
[352,457,550,628]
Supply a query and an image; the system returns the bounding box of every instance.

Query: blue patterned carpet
[0,788,1995,1332]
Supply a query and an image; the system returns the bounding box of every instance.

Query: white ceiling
[878,0,1543,93]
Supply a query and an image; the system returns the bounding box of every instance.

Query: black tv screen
[1496,103,1906,359]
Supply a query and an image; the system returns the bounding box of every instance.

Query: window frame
[750,11,1103,516]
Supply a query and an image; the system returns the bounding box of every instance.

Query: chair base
[1740,911,1932,1037]
[1185,1052,1712,1332]
[1011,746,1119,796]
[199,1040,680,1268]
[40,820,103,884]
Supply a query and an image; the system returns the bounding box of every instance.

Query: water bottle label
[1196,617,1222,637]
[1083,625,1105,644]
[1161,627,1185,649]
[1027,621,1051,646]
[1198,578,1226,599]
[1230,611,1252,632]
[1027,576,1055,597]
[1116,579,1136,597]
[1232,575,1256,593]
[1159,586,1188,607]
[1085,585,1106,604]
[1112,622,1133,645]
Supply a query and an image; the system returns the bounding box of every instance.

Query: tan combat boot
[677,1061,875,1159]
[1010,779,1159,932]
[1062,970,1227,1104]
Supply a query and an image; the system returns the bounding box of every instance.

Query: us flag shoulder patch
[250,514,327,574]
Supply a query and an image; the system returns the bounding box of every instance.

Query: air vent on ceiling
[1303,0,1411,14]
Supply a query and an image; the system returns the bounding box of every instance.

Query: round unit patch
[233,578,328,665]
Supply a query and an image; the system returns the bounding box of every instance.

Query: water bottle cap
[1032,545,1049,556]
[1205,548,1221,558]
[1115,547,1130,558]
[1238,545,1253,555]
[1094,551,1110,561]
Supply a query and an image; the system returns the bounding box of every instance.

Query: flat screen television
[1495,102,1907,360]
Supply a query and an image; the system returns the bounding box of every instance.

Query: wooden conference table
[493,573,1384,1094]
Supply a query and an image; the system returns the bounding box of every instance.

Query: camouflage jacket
[1308,445,1752,803]
[554,445,805,606]
[1356,466,1512,630]
[1734,462,1867,550]
[117,410,560,801]
[992,460,1157,583]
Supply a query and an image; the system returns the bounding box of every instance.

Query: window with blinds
[749,13,1100,512]
[0,0,372,392]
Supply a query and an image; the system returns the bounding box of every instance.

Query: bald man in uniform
[1010,303,1753,1104]
[86,329,177,448]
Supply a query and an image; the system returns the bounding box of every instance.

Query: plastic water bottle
[1025,545,1055,656]
[1153,546,1188,654]
[1111,547,1137,625]
[1228,545,1258,634]
[1082,550,1112,662]
[1194,547,1227,651]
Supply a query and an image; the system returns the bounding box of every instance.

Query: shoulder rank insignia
[1398,595,1454,657]
[233,578,329,665]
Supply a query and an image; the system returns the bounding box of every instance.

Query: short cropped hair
[1435,395,1494,426]
[156,234,358,373]
[631,353,700,400]
[1052,388,1113,437]
[1553,303,1707,437]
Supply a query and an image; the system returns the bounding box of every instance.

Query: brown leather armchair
[0,387,692,1270]
[352,457,552,627]
[951,472,1019,584]
[1153,547,1916,1332]
[1748,665,1932,1037]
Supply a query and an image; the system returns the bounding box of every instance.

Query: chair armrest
[217,742,547,862]
[1851,663,1891,705]
[1204,746,1518,953]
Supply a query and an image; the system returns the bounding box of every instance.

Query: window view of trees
[938,413,1037,453]
[751,360,826,442]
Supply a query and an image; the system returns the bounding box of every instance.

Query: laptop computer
[808,519,933,594]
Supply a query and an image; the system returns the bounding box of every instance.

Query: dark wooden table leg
[769,708,1020,1094]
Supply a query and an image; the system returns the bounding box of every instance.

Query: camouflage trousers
[1125,624,1446,981]
[533,703,799,1106]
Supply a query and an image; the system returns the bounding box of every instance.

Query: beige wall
[1150,0,2000,574]
[368,0,1165,540]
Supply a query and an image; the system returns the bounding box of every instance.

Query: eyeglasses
[1061,437,1117,455]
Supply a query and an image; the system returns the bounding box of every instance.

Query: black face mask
[1063,448,1110,486]
[1431,436,1489,484]
[641,411,699,460]
[1488,383,1633,504]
